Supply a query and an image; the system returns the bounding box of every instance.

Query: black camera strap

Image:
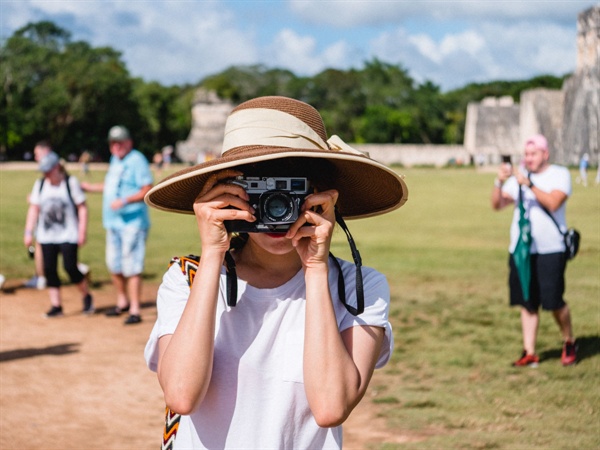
[223,250,238,307]
[223,208,364,315]
[332,208,364,315]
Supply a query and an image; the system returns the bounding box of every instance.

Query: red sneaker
[561,340,578,366]
[512,351,539,367]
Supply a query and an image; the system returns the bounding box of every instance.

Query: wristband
[24,230,33,237]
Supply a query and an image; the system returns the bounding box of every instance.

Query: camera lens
[263,192,294,222]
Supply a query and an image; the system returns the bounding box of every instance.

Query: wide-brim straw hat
[145,96,408,219]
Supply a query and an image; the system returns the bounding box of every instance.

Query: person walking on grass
[24,152,93,317]
[491,134,577,367]
[81,126,153,325]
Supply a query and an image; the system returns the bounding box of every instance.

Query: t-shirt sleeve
[144,262,191,372]
[134,153,154,187]
[337,265,394,369]
[68,176,86,205]
[29,179,42,206]
[556,167,572,196]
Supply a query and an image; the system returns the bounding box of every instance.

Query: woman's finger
[196,169,244,199]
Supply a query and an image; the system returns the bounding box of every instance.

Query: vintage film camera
[225,176,312,233]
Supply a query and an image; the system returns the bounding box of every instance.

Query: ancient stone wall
[464,96,521,164]
[519,88,565,162]
[562,5,600,165]
[355,144,469,167]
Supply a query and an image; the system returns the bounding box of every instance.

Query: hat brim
[145,147,408,219]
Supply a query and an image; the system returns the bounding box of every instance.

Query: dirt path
[0,278,404,449]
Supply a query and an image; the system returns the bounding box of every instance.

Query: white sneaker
[77,263,90,276]
[36,276,47,290]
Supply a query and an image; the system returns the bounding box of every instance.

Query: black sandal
[124,314,141,325]
[105,304,130,317]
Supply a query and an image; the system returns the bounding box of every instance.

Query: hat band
[222,108,369,158]
[222,108,328,154]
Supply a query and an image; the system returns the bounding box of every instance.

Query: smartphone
[501,155,512,164]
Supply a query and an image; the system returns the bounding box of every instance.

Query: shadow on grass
[539,334,599,363]
[0,342,80,363]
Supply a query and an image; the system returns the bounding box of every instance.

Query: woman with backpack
[24,151,93,317]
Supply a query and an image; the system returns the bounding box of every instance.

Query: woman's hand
[192,170,256,254]
[286,189,338,269]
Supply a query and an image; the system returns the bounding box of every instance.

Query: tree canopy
[0,21,568,161]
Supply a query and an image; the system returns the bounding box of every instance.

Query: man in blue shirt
[82,126,153,324]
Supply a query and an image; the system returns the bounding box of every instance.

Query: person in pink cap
[491,134,577,367]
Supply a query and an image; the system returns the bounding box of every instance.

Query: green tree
[1,21,143,160]
[132,80,193,156]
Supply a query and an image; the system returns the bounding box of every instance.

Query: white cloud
[289,0,595,27]
[266,29,356,76]
[369,15,577,90]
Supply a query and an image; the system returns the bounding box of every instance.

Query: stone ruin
[464,5,599,166]
[176,89,234,164]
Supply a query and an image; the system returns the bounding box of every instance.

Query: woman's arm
[24,204,40,247]
[77,202,88,246]
[156,169,255,415]
[287,189,383,426]
[156,248,225,415]
[303,265,385,427]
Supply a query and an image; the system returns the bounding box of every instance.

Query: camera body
[225,176,311,233]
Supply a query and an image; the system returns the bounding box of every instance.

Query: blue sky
[1,1,597,91]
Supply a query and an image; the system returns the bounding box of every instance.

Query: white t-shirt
[29,176,85,244]
[502,165,571,254]
[145,257,394,450]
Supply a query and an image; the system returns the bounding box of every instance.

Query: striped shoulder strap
[161,255,200,450]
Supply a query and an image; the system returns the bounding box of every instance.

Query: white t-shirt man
[502,164,571,255]
[145,257,394,450]
[29,176,85,244]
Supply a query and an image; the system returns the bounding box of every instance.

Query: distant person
[162,145,173,169]
[81,126,153,325]
[576,153,589,186]
[491,134,577,367]
[24,152,93,317]
[153,151,164,172]
[79,150,92,176]
[24,141,53,290]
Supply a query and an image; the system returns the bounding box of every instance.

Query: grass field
[1,164,598,449]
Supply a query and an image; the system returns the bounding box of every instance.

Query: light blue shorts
[106,227,148,277]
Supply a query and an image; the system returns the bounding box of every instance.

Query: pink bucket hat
[525,134,549,152]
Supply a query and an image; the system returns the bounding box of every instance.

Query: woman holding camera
[144,96,408,449]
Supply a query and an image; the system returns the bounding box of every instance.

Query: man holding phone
[491,134,577,367]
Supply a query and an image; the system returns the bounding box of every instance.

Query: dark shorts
[509,252,567,312]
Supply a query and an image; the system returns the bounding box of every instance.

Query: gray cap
[39,152,60,173]
[108,125,131,141]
